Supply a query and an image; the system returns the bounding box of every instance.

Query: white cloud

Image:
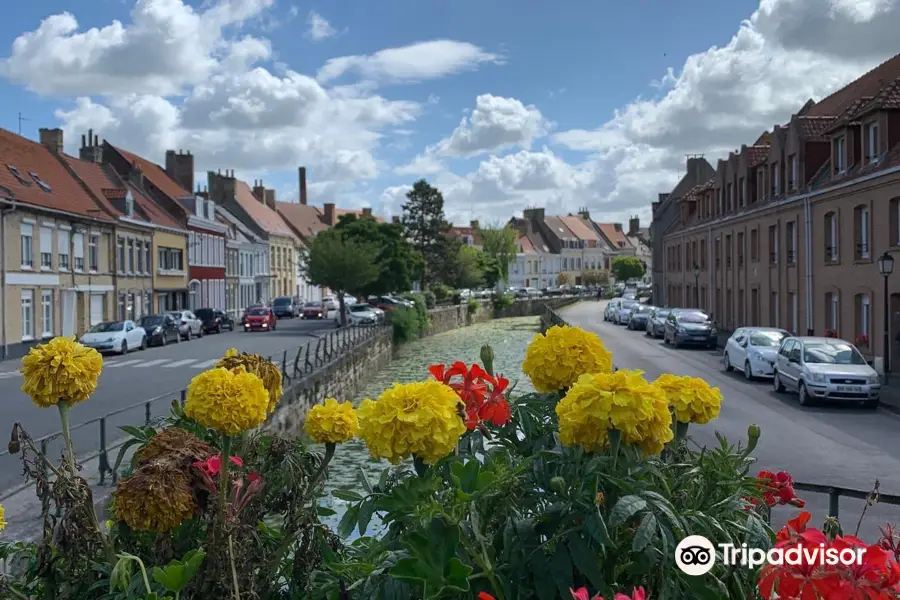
[437,94,550,157]
[316,40,502,85]
[305,11,336,41]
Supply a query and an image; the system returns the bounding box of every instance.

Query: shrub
[423,290,436,309]
[431,283,452,304]
[451,292,462,305]
[390,305,421,342]
[466,298,480,315]
[491,292,515,310]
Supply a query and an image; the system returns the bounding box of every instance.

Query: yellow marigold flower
[215,349,283,413]
[556,370,673,456]
[358,381,466,465]
[0,504,6,532]
[112,462,194,533]
[522,325,613,392]
[20,337,103,408]
[654,374,723,425]
[305,398,359,444]
[184,367,269,435]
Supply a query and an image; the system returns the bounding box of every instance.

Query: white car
[80,320,147,354]
[167,310,203,340]
[322,296,338,311]
[723,327,791,379]
[616,299,638,324]
[335,303,379,326]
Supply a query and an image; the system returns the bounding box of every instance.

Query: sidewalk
[879,379,900,415]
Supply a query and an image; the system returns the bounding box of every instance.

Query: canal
[317,316,540,536]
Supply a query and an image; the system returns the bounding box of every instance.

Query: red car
[243,306,277,332]
[301,301,325,319]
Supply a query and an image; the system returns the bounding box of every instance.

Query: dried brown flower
[135,427,213,465]
[113,461,195,532]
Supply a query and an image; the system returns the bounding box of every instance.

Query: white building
[218,205,270,315]
[509,232,561,289]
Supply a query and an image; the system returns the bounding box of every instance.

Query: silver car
[645,308,672,338]
[615,299,637,324]
[772,336,881,407]
[723,327,791,380]
[167,310,203,340]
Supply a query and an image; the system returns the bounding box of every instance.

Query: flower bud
[549,476,566,493]
[480,344,495,375]
[823,516,843,540]
[110,556,133,592]
[746,424,761,454]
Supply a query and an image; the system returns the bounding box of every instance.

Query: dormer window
[29,172,52,192]
[833,135,846,174]
[866,122,879,164]
[124,190,134,217]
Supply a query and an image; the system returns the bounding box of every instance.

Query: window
[856,293,871,346]
[59,229,70,270]
[737,232,745,266]
[21,290,33,341]
[117,237,126,273]
[700,239,707,269]
[789,154,798,190]
[157,247,184,272]
[73,232,84,271]
[20,222,33,268]
[726,183,734,211]
[825,212,838,262]
[41,290,52,338]
[40,226,52,269]
[137,240,144,273]
[768,225,778,264]
[29,172,51,192]
[750,228,759,262]
[855,205,870,260]
[833,136,846,173]
[128,238,135,272]
[771,162,780,195]
[786,221,797,264]
[144,243,151,274]
[826,292,839,333]
[867,122,879,164]
[725,234,732,267]
[89,234,99,271]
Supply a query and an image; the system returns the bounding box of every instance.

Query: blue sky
[1,0,897,225]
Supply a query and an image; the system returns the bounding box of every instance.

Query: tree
[429,234,464,288]
[582,270,609,286]
[455,245,485,289]
[334,214,422,297]
[402,179,450,289]
[477,253,502,289]
[611,256,646,282]
[300,229,379,326]
[479,225,518,286]
[556,272,570,286]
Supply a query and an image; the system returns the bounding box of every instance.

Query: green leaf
[358,498,375,536]
[529,551,556,600]
[548,543,573,597]
[359,468,374,494]
[585,510,614,548]
[109,556,133,592]
[332,488,365,502]
[151,548,206,593]
[566,532,605,590]
[119,425,150,440]
[316,505,337,517]
[609,495,647,527]
[337,505,360,538]
[389,557,425,584]
[632,512,658,552]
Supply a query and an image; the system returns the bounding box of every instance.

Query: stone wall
[263,326,393,435]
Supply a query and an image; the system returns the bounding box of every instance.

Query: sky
[1,0,899,228]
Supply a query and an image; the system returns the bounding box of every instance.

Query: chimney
[39,128,64,155]
[392,215,401,224]
[298,167,308,205]
[78,130,103,163]
[628,215,640,236]
[469,220,479,229]
[165,149,194,194]
[362,207,372,217]
[252,180,266,203]
[264,189,276,210]
[324,202,336,226]
[578,208,590,220]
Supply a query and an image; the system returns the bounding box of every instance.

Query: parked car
[663,309,717,349]
[355,303,385,322]
[723,327,791,380]
[243,306,277,332]
[241,305,266,326]
[773,337,881,407]
[627,304,654,330]
[138,314,181,346]
[195,308,234,333]
[272,296,299,318]
[604,299,620,321]
[645,308,671,338]
[369,296,408,311]
[322,296,338,311]
[335,303,379,327]
[615,299,638,324]
[301,301,326,319]
[167,310,203,340]
[80,320,147,354]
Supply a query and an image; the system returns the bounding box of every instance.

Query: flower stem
[57,401,77,475]
[310,442,336,491]
[219,436,233,519]
[228,534,242,600]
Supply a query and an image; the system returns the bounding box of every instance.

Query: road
[562,301,900,541]
[0,316,338,493]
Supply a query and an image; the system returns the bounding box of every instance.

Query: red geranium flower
[193,455,244,477]
[429,361,512,430]
[570,586,646,600]
[745,470,805,509]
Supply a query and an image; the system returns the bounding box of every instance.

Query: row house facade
[218,205,270,316]
[655,52,900,373]
[509,231,562,289]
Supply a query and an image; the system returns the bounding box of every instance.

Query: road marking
[104,359,143,368]
[0,371,20,379]
[134,359,172,368]
[191,359,219,369]
[163,359,197,368]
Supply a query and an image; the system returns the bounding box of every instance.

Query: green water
[317,316,540,535]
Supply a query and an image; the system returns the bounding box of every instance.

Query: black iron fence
[0,324,388,498]
[540,304,900,519]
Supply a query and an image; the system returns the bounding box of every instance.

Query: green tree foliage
[479,225,519,284]
[611,256,646,282]
[454,245,485,290]
[334,214,422,297]
[402,179,451,288]
[427,234,465,289]
[582,269,609,286]
[478,253,502,289]
[556,272,570,286]
[300,229,379,325]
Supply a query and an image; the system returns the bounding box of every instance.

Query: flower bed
[1,328,899,599]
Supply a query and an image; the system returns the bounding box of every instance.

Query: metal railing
[0,323,388,498]
[542,303,900,520]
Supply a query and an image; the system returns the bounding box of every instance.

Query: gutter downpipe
[708,225,713,313]
[804,194,814,335]
[1,199,18,360]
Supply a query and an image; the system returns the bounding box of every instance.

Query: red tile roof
[745,145,770,167]
[115,147,192,203]
[126,182,184,230]
[277,201,328,239]
[595,223,634,250]
[796,116,836,141]
[806,53,900,118]
[234,180,297,239]
[560,215,602,243]
[518,235,536,253]
[0,128,113,220]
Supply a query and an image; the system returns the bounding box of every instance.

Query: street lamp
[693,263,700,308]
[877,251,894,381]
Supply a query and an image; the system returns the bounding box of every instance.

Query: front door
[61,291,76,337]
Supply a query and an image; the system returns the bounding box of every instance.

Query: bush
[451,292,462,305]
[491,292,515,310]
[466,298,480,315]
[390,305,421,342]
[423,290,436,309]
[431,283,452,304]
